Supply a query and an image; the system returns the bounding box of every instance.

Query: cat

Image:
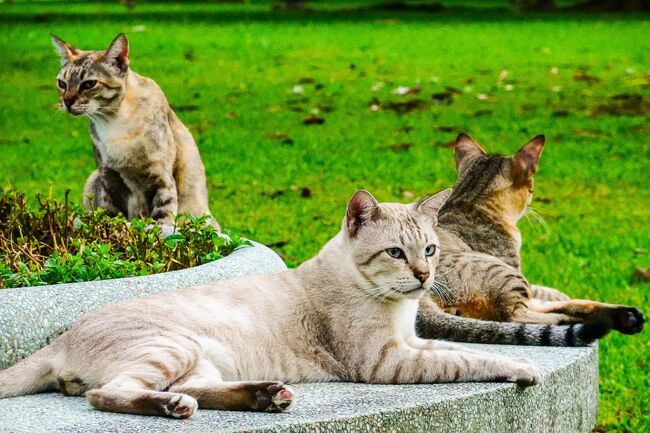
[0,189,549,418]
[51,33,219,229]
[415,133,644,345]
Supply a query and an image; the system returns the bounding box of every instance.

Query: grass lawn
[0,1,648,431]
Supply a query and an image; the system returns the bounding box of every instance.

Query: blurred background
[0,1,648,431]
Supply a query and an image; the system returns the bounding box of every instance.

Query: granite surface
[0,241,598,433]
[0,241,287,369]
[0,344,598,433]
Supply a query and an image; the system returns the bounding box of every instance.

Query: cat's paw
[507,360,542,387]
[610,307,644,335]
[255,382,295,413]
[163,393,198,419]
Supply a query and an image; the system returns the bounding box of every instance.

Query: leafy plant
[0,188,248,288]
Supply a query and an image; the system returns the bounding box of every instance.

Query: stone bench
[0,243,598,433]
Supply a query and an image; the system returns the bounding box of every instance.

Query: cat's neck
[438,202,522,269]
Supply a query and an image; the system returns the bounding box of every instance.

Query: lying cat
[416,134,644,345]
[0,189,547,418]
[51,34,218,228]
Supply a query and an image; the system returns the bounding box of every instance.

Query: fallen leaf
[173,104,199,112]
[264,190,285,199]
[393,86,422,95]
[473,110,493,117]
[224,112,237,119]
[389,142,412,151]
[386,99,428,113]
[496,70,509,85]
[633,268,650,282]
[573,69,601,85]
[432,140,456,148]
[303,115,325,125]
[297,77,316,84]
[572,128,602,137]
[401,190,414,198]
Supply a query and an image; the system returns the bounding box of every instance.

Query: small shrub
[0,188,248,288]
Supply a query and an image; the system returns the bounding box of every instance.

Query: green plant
[0,188,248,288]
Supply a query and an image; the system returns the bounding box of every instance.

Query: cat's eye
[386,247,404,259]
[80,80,97,91]
[57,79,66,90]
[424,244,437,256]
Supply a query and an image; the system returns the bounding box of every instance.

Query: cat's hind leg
[530,284,571,302]
[169,359,294,412]
[86,376,198,418]
[83,168,130,216]
[529,299,644,334]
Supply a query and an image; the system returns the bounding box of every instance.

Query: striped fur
[415,134,644,345]
[51,34,218,228]
[0,189,543,419]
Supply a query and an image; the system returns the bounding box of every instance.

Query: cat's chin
[394,286,425,299]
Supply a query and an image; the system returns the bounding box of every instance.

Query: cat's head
[51,34,130,117]
[446,133,545,222]
[343,188,451,300]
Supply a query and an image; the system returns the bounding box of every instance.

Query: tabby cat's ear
[346,190,380,237]
[416,188,452,225]
[454,133,486,174]
[103,33,130,74]
[51,34,79,65]
[512,135,545,186]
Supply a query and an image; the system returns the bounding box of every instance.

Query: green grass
[0,1,648,431]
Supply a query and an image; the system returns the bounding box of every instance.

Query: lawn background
[0,1,648,431]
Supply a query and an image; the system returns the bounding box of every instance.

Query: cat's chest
[90,121,147,167]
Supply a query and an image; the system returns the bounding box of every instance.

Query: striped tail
[416,310,612,346]
[0,344,59,399]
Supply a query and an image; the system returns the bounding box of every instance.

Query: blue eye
[386,247,404,259]
[425,244,437,256]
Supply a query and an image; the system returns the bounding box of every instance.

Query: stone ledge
[0,241,287,369]
[0,344,598,433]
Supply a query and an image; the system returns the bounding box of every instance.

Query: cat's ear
[51,34,79,65]
[512,135,545,186]
[345,190,380,237]
[416,188,452,225]
[454,133,486,174]
[103,33,129,74]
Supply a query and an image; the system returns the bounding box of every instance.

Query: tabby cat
[416,134,644,345]
[0,189,548,418]
[52,33,218,228]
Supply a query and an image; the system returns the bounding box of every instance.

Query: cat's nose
[63,98,75,109]
[415,271,430,284]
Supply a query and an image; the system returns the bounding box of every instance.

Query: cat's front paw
[255,382,295,412]
[507,359,542,387]
[163,393,198,419]
[610,307,644,335]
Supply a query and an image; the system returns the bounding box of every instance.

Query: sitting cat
[416,134,644,345]
[0,189,548,418]
[51,34,218,228]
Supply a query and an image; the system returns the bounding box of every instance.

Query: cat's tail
[416,310,612,346]
[0,344,60,398]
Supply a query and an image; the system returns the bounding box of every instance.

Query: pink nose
[415,272,429,283]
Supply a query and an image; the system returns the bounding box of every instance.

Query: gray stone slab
[0,242,599,433]
[0,242,287,369]
[0,344,597,433]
